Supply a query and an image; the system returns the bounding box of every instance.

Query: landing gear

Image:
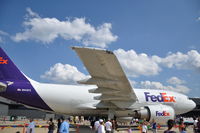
[108,109,118,132]
[108,108,115,120]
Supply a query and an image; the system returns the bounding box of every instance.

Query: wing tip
[71,46,113,54]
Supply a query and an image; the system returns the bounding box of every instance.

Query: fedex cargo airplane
[0,46,196,124]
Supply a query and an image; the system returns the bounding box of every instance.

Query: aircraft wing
[72,46,138,109]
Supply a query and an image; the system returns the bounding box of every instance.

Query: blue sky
[0,0,200,97]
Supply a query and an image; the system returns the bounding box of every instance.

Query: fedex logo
[144,92,176,102]
[156,111,170,116]
[0,57,8,64]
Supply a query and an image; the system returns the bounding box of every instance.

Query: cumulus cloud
[114,49,200,77]
[25,7,40,18]
[12,8,117,48]
[0,30,9,43]
[137,78,190,94]
[159,50,200,71]
[41,63,89,84]
[140,81,164,89]
[167,76,185,85]
[114,49,161,77]
[0,30,8,36]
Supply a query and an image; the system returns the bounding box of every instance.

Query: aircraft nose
[189,100,196,110]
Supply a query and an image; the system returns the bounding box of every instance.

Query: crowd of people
[25,116,70,133]
[92,119,116,133]
[14,116,200,133]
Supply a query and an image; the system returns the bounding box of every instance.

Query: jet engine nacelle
[133,105,175,124]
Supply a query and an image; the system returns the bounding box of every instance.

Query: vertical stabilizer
[0,47,28,81]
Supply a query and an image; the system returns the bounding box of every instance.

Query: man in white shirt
[98,119,105,133]
[142,121,148,133]
[94,120,100,133]
[105,119,112,133]
[193,117,198,133]
[26,119,35,133]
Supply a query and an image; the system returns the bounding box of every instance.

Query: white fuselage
[29,79,196,116]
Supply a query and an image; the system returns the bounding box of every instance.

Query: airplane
[0,46,196,124]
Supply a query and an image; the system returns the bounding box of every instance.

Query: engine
[132,105,175,124]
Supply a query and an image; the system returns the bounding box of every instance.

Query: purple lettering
[144,92,151,102]
[151,95,157,102]
[157,93,164,102]
[156,111,170,116]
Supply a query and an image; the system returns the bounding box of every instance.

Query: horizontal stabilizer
[0,82,7,92]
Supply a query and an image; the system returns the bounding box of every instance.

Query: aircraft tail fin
[0,47,28,81]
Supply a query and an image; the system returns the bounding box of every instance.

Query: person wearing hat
[98,119,106,133]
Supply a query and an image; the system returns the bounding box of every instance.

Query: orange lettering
[169,96,176,102]
[161,93,169,102]
[0,57,8,64]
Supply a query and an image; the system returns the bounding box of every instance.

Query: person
[98,119,106,133]
[26,119,35,133]
[180,126,187,133]
[164,119,176,133]
[59,117,69,133]
[142,121,148,133]
[94,119,100,133]
[127,126,132,133]
[197,117,200,133]
[90,119,95,129]
[151,120,157,133]
[105,119,112,133]
[48,118,55,133]
[178,119,184,132]
[111,119,117,132]
[193,117,198,133]
[57,118,61,133]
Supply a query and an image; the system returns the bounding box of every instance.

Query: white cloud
[167,76,185,85]
[138,80,190,94]
[159,50,200,71]
[114,48,200,77]
[12,8,117,48]
[114,49,161,77]
[0,30,8,36]
[25,7,40,18]
[140,81,164,89]
[0,30,9,43]
[41,63,89,84]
